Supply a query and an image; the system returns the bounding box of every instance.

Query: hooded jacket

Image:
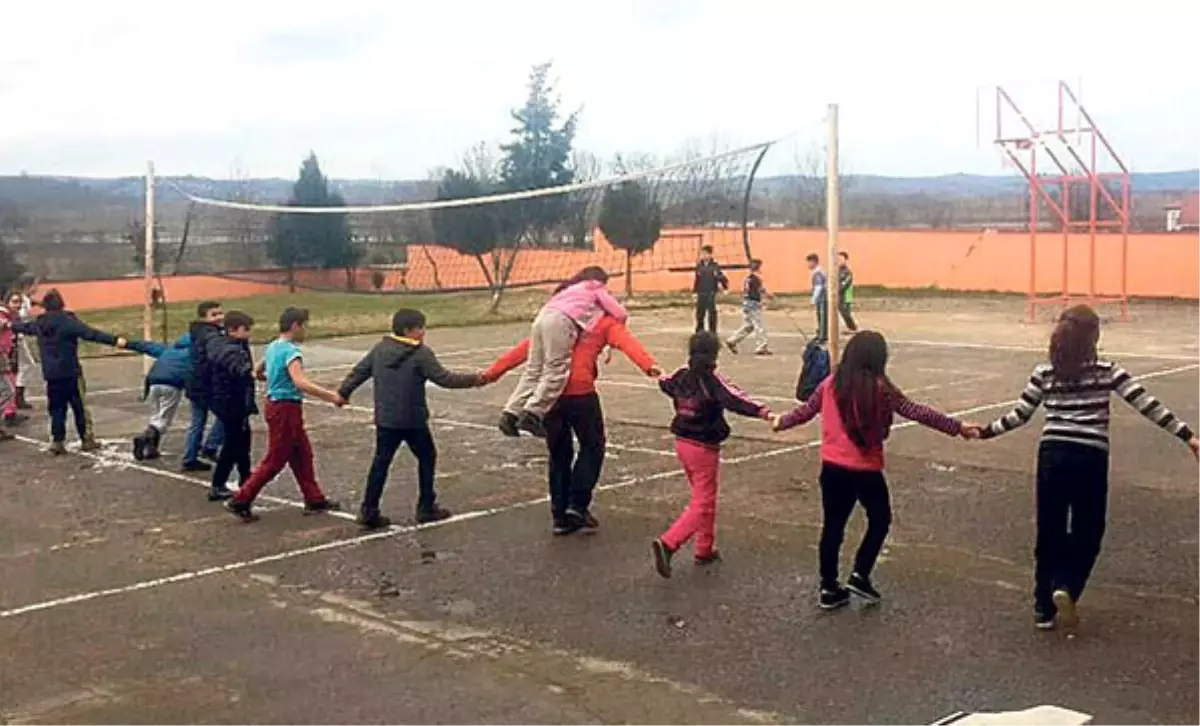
[206,335,258,422]
[127,334,194,393]
[11,310,118,381]
[185,320,223,404]
[338,335,479,430]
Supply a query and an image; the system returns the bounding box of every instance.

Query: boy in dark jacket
[205,311,258,502]
[182,301,226,472]
[125,334,194,460]
[692,245,728,334]
[338,308,485,529]
[9,289,127,454]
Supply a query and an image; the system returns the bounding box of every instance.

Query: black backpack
[795,339,830,402]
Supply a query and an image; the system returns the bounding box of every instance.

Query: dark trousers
[363,426,437,516]
[814,303,829,343]
[46,376,91,443]
[838,302,858,332]
[545,393,606,520]
[818,463,892,589]
[1034,440,1109,611]
[212,415,252,492]
[694,293,718,333]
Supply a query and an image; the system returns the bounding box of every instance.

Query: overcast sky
[3,0,1198,180]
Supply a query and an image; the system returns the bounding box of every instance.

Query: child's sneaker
[1034,606,1057,630]
[694,551,722,566]
[182,460,212,473]
[516,412,546,438]
[357,512,392,530]
[303,499,342,515]
[225,499,258,522]
[497,412,520,437]
[132,435,147,461]
[725,340,739,355]
[754,349,773,356]
[552,517,580,536]
[1052,588,1078,630]
[48,441,67,456]
[846,572,882,604]
[80,437,102,453]
[819,585,851,610]
[415,505,452,524]
[207,487,234,502]
[200,448,219,463]
[651,540,673,579]
[0,429,14,441]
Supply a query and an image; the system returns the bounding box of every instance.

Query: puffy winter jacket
[12,310,119,381]
[127,334,194,394]
[206,335,258,422]
[186,321,223,404]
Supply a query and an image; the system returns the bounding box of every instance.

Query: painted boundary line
[3,362,1196,621]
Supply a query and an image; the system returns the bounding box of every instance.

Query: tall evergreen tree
[499,62,579,246]
[268,153,358,290]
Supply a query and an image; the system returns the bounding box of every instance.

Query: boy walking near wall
[692,245,729,334]
[806,253,828,344]
[836,251,859,334]
[226,307,344,522]
[182,301,227,472]
[725,258,772,356]
[338,309,485,529]
[8,289,127,454]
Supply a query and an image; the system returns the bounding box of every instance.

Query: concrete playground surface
[1,298,1197,724]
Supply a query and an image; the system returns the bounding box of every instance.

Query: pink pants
[1,371,15,417]
[661,438,721,558]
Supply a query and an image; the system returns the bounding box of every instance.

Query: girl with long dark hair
[773,330,968,610]
[651,331,771,578]
[977,305,1198,631]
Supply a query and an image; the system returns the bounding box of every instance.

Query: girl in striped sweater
[976,305,1199,631]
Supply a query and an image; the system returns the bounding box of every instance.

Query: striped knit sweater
[980,360,1194,450]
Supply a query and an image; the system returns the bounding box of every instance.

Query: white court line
[4,361,1195,621]
[307,345,514,374]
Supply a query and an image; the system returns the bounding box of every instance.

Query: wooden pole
[825,104,840,364]
[143,161,155,373]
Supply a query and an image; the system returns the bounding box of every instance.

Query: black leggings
[1034,440,1109,610]
[818,462,892,589]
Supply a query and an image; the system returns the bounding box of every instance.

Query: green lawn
[76,288,694,356]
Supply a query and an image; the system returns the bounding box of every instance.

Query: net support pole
[825,104,841,364]
[143,161,155,373]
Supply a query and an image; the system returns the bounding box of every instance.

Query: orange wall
[43,228,1199,311]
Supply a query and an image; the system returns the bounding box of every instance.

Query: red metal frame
[994,81,1130,322]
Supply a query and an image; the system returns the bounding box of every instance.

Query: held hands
[254,361,267,382]
[960,422,983,440]
[770,414,784,432]
[646,365,663,378]
[1188,436,1199,461]
[115,337,128,349]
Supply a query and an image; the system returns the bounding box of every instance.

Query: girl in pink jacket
[499,266,627,438]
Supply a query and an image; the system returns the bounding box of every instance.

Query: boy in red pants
[226,307,345,522]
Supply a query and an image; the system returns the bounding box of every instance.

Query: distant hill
[1,170,1194,206]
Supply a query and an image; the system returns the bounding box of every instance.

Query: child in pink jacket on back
[500,266,627,438]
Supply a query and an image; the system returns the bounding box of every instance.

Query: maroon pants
[233,401,326,505]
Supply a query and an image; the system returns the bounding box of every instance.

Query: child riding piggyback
[499,266,627,438]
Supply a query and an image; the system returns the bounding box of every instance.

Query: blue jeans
[182,400,225,464]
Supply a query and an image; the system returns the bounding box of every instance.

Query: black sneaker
[182,460,212,473]
[132,435,147,461]
[1034,606,1057,631]
[304,499,342,515]
[846,572,882,604]
[552,518,580,536]
[819,586,851,611]
[754,349,773,356]
[415,505,452,524]
[498,411,520,437]
[516,412,546,439]
[1052,588,1078,630]
[725,340,739,355]
[357,513,393,530]
[143,444,161,460]
[651,540,673,579]
[225,499,258,522]
[207,487,234,502]
[580,511,599,534]
[565,508,598,535]
[694,550,722,566]
[199,448,219,463]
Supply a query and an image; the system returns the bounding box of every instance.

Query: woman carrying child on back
[651,331,771,578]
[499,266,627,439]
[975,305,1199,632]
[772,330,971,610]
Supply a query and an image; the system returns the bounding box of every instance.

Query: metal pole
[143,161,155,373]
[825,103,840,364]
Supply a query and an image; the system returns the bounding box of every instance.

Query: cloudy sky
[3,0,1197,180]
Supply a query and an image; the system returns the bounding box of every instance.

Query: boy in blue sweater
[126,335,194,460]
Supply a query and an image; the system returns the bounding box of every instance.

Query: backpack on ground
[795,339,830,402]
